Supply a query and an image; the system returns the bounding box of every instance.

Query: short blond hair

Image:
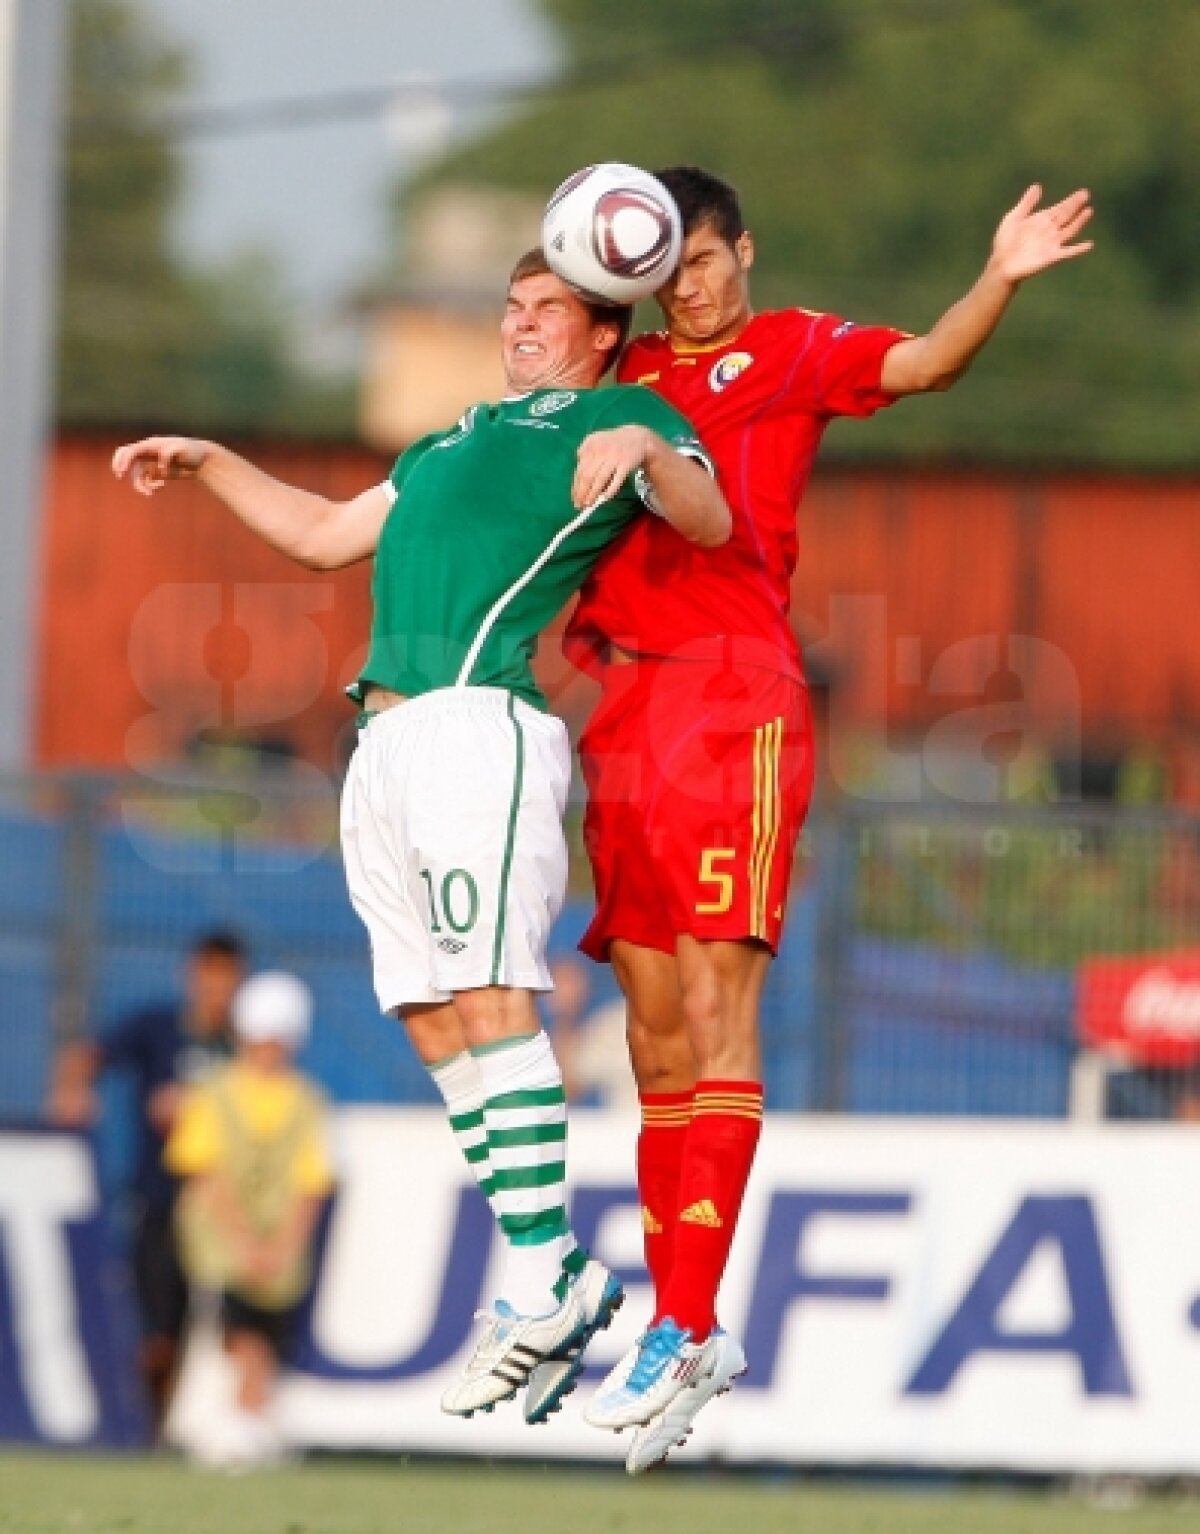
[508,248,632,373]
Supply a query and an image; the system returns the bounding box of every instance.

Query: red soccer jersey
[565,308,907,679]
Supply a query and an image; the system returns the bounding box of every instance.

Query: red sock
[636,1090,694,1307]
[654,1079,764,1340]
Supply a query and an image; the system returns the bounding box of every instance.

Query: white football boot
[440,1287,586,1417]
[624,1329,747,1474]
[585,1316,727,1430]
[523,1258,625,1425]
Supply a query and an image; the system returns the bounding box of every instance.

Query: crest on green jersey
[530,391,576,417]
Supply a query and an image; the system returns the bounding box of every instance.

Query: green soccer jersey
[355,385,710,711]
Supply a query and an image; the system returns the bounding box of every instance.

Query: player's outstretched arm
[880,184,1094,398]
[112,436,389,569]
[573,426,731,548]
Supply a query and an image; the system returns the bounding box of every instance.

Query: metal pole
[0,0,68,766]
[53,774,102,1047]
[812,804,858,1112]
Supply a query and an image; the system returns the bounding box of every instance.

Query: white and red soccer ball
[542,162,682,306]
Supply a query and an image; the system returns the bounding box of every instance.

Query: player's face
[501,272,618,391]
[655,223,754,347]
[240,1040,290,1073]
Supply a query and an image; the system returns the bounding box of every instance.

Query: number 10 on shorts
[419,867,480,934]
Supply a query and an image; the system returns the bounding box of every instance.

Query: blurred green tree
[58,0,353,435]
[404,0,1200,467]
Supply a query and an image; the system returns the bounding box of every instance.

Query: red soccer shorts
[578,658,814,961]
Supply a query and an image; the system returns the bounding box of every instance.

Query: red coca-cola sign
[1078,952,1200,1066]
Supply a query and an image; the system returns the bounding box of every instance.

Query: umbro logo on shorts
[437,937,468,955]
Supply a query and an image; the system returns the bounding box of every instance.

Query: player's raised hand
[112,436,212,496]
[573,425,654,510]
[990,184,1094,285]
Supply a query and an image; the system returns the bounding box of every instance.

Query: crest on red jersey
[709,352,755,392]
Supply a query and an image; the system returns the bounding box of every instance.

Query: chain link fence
[3,771,1199,1126]
[801,803,1200,1119]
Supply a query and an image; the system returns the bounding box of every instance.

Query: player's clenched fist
[112,436,213,495]
[572,425,656,510]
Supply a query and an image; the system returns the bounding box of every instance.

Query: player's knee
[627,1002,685,1050]
[627,1012,692,1090]
[401,1014,453,1060]
[452,985,540,1047]
[678,965,721,1035]
[678,969,759,1077]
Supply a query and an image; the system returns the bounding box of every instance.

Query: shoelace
[468,1302,520,1365]
[627,1319,690,1393]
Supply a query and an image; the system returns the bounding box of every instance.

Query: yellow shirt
[165,1059,334,1198]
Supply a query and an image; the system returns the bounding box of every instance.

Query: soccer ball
[542,163,682,306]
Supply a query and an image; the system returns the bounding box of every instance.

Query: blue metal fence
[2,773,1197,1134]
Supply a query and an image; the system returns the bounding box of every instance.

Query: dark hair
[508,248,633,372]
[654,166,745,246]
[191,930,247,963]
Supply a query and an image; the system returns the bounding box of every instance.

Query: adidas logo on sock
[641,1206,663,1235]
[680,1199,722,1228]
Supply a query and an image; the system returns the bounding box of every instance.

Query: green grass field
[1,1455,1197,1534]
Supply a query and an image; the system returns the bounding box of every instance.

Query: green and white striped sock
[473,1030,581,1318]
[429,1051,495,1201]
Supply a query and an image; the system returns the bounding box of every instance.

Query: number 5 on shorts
[696,848,736,915]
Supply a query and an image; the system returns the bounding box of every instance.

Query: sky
[144,0,558,317]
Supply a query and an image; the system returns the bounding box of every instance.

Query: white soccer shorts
[340,686,570,1013]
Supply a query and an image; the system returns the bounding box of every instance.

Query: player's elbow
[688,504,732,549]
[296,541,346,571]
[285,539,335,571]
[884,340,969,397]
[924,363,967,393]
[909,353,971,394]
[294,506,360,569]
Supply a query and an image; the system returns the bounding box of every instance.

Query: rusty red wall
[38,436,384,772]
[35,437,1200,770]
[794,471,1200,744]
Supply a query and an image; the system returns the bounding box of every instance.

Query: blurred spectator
[45,929,247,1430]
[166,971,332,1468]
[545,955,638,1110]
[1106,1065,1200,1122]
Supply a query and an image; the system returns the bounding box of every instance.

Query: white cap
[232,971,313,1051]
